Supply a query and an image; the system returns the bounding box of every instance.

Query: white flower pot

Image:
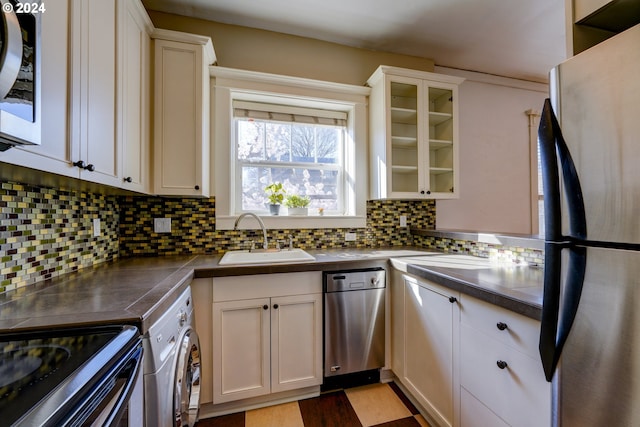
[287,207,308,216]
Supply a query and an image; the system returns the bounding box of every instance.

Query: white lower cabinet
[391,269,550,427]
[395,272,460,427]
[209,273,323,405]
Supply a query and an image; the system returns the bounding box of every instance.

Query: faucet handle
[288,235,294,249]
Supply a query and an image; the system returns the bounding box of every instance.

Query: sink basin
[218,248,315,265]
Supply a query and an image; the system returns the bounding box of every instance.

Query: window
[211,67,370,230]
[234,101,347,214]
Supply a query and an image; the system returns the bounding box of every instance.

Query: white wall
[435,67,548,234]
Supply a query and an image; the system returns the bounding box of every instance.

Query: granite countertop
[0,247,544,334]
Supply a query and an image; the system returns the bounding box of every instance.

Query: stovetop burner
[0,345,71,392]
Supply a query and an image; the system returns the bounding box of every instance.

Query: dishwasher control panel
[324,268,386,292]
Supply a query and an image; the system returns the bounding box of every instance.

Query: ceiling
[143,0,567,83]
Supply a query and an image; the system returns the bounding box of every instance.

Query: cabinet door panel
[213,298,270,403]
[403,277,454,427]
[460,387,509,427]
[271,293,322,393]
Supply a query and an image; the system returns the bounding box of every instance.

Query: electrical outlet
[92,218,101,237]
[400,215,407,227]
[154,218,172,233]
[345,232,357,242]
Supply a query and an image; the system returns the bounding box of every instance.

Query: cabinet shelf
[391,107,418,124]
[429,111,452,126]
[393,165,419,173]
[429,167,454,175]
[429,139,453,149]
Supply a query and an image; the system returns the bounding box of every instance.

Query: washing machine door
[174,328,201,427]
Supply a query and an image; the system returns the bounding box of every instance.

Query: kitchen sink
[218,248,315,265]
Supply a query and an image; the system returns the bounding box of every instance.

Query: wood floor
[195,382,432,427]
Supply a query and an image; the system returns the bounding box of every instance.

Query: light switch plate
[400,215,407,227]
[154,218,172,233]
[92,218,101,237]
[345,232,357,241]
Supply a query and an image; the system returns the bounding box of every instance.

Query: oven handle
[102,344,144,426]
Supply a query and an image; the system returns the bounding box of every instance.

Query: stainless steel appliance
[0,0,41,150]
[0,325,143,426]
[324,268,385,379]
[143,286,201,427]
[538,24,640,426]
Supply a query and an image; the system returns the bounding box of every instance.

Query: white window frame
[211,67,370,230]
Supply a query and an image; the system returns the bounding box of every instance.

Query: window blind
[233,100,347,126]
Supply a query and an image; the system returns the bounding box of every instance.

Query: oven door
[2,325,143,427]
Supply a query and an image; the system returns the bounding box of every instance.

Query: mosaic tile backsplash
[1,182,120,292]
[0,179,542,294]
[1,180,436,291]
[118,197,436,255]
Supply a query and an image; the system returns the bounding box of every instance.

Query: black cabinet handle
[497,322,508,331]
[273,304,279,309]
[73,160,85,169]
[84,164,95,172]
[420,190,425,194]
[426,190,431,195]
[263,305,268,310]
[496,360,508,369]
[124,177,132,183]
[449,296,457,303]
[195,185,200,190]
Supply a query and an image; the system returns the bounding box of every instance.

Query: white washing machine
[144,287,201,427]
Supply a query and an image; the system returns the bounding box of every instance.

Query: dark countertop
[0,247,544,334]
[390,254,543,319]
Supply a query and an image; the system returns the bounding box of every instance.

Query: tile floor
[195,382,432,427]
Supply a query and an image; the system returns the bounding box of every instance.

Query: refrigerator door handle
[539,98,587,241]
[539,243,587,382]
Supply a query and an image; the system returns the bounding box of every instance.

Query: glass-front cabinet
[368,66,464,199]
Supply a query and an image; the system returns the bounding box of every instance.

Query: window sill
[216,215,366,231]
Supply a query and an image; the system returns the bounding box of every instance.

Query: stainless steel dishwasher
[324,268,386,380]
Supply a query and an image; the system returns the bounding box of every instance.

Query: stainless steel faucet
[233,213,268,250]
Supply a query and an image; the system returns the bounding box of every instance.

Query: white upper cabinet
[0,0,152,193]
[119,0,152,193]
[70,0,120,187]
[368,66,464,199]
[152,30,216,196]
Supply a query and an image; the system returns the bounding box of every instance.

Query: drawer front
[460,387,509,427]
[460,295,540,358]
[213,272,322,302]
[460,323,550,427]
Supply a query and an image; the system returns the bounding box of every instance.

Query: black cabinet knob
[273,304,279,309]
[84,164,95,172]
[263,305,268,310]
[195,185,200,190]
[420,190,425,194]
[497,322,508,331]
[73,160,85,169]
[449,296,457,303]
[124,177,132,183]
[496,360,508,369]
[426,190,431,195]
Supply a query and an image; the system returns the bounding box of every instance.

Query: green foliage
[284,194,310,208]
[265,182,285,205]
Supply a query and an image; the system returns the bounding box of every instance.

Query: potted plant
[264,182,285,215]
[284,194,310,216]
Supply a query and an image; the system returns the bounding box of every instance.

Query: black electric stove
[0,325,141,426]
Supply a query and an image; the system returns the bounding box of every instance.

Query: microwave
[0,0,41,151]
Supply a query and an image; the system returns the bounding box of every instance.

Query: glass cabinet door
[427,86,455,194]
[389,81,420,194]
